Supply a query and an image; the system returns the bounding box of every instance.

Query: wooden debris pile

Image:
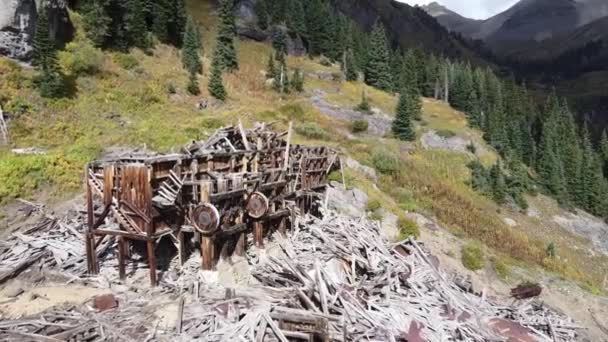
[0,212,113,285]
[0,208,582,341]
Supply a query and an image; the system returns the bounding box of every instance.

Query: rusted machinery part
[191,203,221,235]
[246,192,269,219]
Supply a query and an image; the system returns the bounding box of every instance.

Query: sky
[398,0,520,19]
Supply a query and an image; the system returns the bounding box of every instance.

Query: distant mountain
[330,0,488,62]
[421,2,482,38]
[424,0,608,49]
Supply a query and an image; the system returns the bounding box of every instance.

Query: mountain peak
[422,2,453,17]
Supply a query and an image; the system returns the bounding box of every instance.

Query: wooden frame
[85,122,340,285]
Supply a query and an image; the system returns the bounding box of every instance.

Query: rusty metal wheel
[191,203,220,235]
[246,192,269,219]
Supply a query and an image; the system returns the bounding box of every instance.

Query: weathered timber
[84,122,340,284]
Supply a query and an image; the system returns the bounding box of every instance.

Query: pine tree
[182,16,203,74]
[355,91,371,113]
[286,0,307,36]
[291,68,304,92]
[214,0,239,72]
[254,0,269,30]
[266,53,276,79]
[32,6,54,67]
[208,56,227,100]
[537,114,566,200]
[272,28,288,62]
[579,125,606,215]
[273,60,290,94]
[490,160,507,204]
[33,7,66,98]
[600,129,608,177]
[81,0,111,47]
[125,0,149,48]
[399,50,418,93]
[365,20,392,91]
[343,48,358,81]
[305,0,332,57]
[392,89,416,141]
[152,0,170,42]
[187,72,200,95]
[168,0,187,46]
[556,101,582,202]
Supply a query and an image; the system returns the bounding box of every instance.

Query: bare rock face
[0,0,72,61]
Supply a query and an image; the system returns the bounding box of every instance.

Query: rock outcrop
[0,0,72,61]
[234,0,306,56]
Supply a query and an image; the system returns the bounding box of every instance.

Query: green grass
[462,243,485,271]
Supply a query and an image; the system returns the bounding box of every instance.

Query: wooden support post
[254,221,264,248]
[278,216,287,237]
[235,211,245,257]
[235,233,246,256]
[177,231,185,267]
[85,174,99,275]
[147,239,157,286]
[283,122,292,171]
[201,237,215,270]
[200,180,215,270]
[118,237,126,280]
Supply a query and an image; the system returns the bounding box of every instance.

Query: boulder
[326,182,368,217]
[345,157,378,182]
[0,0,73,61]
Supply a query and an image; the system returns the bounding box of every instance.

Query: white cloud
[398,0,520,19]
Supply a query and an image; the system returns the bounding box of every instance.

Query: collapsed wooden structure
[84,122,339,285]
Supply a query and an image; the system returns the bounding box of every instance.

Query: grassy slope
[0,0,606,291]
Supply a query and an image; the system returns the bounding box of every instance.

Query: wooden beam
[201,236,215,270]
[283,121,292,171]
[147,239,157,286]
[254,221,264,248]
[118,237,126,280]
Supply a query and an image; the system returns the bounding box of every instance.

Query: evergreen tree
[355,91,371,113]
[490,160,507,204]
[125,0,149,48]
[208,56,227,100]
[168,0,187,46]
[214,0,239,72]
[32,7,66,98]
[537,113,566,200]
[286,0,307,36]
[272,28,288,63]
[254,0,269,30]
[600,129,608,177]
[579,126,606,215]
[305,0,332,57]
[291,68,304,92]
[81,0,111,47]
[152,0,170,42]
[365,21,392,91]
[266,53,276,79]
[32,6,54,67]
[182,16,203,75]
[273,59,290,94]
[392,89,416,141]
[343,48,358,82]
[399,50,418,92]
[556,101,582,202]
[187,72,200,95]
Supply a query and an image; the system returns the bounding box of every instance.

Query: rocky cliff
[0,0,72,61]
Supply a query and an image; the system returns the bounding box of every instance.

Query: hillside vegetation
[0,0,607,294]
